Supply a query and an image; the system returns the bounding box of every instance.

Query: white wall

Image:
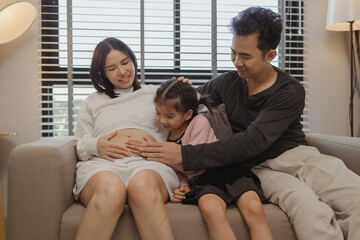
[306,0,360,136]
[0,0,359,220]
[0,0,40,218]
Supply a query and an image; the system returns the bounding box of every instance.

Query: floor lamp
[0,1,37,44]
[326,0,360,137]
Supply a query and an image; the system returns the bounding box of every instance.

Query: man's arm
[181,87,305,171]
[140,88,302,170]
[141,73,305,171]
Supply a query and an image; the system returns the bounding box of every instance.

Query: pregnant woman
[73,37,179,240]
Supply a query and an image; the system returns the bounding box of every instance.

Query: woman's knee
[85,174,127,213]
[127,170,166,205]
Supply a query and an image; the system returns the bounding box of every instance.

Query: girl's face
[104,49,135,89]
[155,103,193,134]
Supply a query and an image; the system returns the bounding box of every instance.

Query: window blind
[282,0,308,132]
[39,0,306,136]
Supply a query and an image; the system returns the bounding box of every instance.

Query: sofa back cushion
[200,104,233,140]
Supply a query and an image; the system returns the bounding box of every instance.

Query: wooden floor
[0,186,6,240]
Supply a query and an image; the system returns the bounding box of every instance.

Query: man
[139,6,360,240]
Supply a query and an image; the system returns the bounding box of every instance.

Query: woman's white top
[75,85,166,161]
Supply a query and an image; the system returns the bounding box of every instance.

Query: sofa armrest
[305,133,360,176]
[7,136,77,240]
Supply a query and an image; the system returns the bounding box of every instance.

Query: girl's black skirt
[183,164,267,205]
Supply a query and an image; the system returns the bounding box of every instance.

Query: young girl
[153,79,273,240]
[74,37,178,240]
[154,79,217,198]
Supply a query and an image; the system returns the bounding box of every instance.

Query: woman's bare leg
[127,169,174,240]
[75,171,126,240]
[198,194,236,240]
[236,191,273,240]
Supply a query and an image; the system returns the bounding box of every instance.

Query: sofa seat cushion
[60,202,296,240]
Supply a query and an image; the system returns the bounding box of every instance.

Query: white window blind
[39,0,306,136]
[282,0,308,132]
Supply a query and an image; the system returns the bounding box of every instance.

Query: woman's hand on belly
[97,131,130,162]
[107,128,157,158]
[126,136,156,156]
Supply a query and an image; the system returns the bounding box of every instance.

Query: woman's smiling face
[104,49,135,89]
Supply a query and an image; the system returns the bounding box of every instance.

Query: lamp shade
[326,0,360,31]
[0,2,37,44]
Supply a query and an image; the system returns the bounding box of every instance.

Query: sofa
[6,132,360,240]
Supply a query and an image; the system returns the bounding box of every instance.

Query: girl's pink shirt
[174,114,218,187]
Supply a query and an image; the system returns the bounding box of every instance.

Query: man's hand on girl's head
[172,76,192,85]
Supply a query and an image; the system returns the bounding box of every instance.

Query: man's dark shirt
[181,67,307,171]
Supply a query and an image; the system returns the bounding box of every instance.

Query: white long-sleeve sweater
[75,85,167,161]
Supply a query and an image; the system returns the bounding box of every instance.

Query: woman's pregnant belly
[109,128,156,157]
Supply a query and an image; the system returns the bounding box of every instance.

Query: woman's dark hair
[154,79,214,121]
[229,6,282,56]
[89,37,141,98]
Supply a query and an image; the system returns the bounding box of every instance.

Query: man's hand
[172,76,192,85]
[97,131,129,162]
[139,142,183,168]
[171,185,191,203]
[126,136,154,156]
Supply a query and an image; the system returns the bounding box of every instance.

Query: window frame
[40,0,306,137]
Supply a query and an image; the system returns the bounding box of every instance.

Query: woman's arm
[75,99,100,161]
[75,98,129,161]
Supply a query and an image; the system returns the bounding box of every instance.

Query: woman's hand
[97,131,129,162]
[171,185,191,203]
[126,136,155,156]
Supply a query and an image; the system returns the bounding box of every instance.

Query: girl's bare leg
[198,194,236,240]
[127,170,174,240]
[236,191,273,240]
[75,171,127,240]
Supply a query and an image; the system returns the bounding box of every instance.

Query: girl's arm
[184,115,218,146]
[174,115,217,189]
[176,171,190,188]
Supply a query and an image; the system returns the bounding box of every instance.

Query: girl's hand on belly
[97,131,130,162]
[126,136,156,156]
